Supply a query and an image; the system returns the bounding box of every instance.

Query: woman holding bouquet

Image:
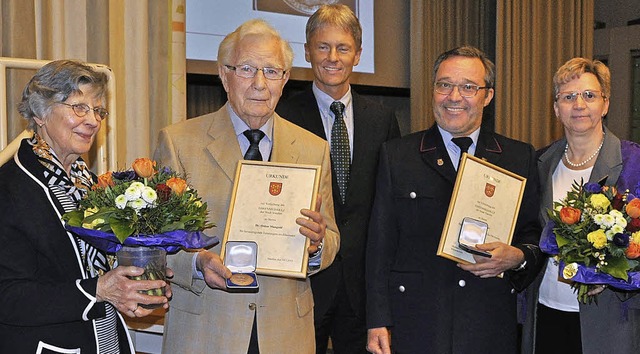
[0,60,170,353]
[523,58,640,354]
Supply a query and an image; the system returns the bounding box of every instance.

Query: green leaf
[600,256,631,281]
[556,233,570,248]
[109,216,134,243]
[62,210,84,226]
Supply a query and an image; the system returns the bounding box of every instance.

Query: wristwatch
[512,260,527,272]
[309,241,323,257]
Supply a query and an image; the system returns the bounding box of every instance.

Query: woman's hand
[96,265,169,318]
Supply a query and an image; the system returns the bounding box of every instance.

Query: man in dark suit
[276,5,400,354]
[365,46,543,354]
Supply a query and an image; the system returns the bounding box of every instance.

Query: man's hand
[457,242,524,278]
[367,327,391,354]
[196,250,232,289]
[297,195,326,254]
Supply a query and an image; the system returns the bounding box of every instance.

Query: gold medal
[230,273,254,286]
[562,263,578,279]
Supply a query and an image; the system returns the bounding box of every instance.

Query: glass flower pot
[116,245,166,309]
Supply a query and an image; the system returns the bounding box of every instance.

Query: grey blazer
[523,127,640,354]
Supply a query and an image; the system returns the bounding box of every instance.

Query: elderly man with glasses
[365,46,543,354]
[154,18,339,354]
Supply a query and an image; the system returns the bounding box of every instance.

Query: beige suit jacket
[154,104,339,354]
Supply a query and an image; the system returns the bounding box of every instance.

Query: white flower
[614,216,627,229]
[129,198,147,210]
[594,214,605,226]
[610,224,625,238]
[601,214,615,228]
[610,209,624,219]
[125,182,143,201]
[605,224,625,240]
[141,186,157,204]
[115,194,128,209]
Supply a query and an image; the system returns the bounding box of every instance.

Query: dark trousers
[535,303,582,354]
[315,276,368,354]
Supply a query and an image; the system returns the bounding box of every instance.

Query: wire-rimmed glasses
[59,102,109,121]
[224,64,287,80]
[434,82,491,98]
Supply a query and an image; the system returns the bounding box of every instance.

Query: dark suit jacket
[0,140,133,354]
[366,125,542,354]
[277,87,400,320]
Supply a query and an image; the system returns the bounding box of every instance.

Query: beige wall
[187,0,411,89]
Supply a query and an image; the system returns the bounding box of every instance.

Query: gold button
[249,303,256,310]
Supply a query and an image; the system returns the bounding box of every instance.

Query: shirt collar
[312,82,352,113]
[227,104,274,142]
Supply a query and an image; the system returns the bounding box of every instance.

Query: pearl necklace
[564,133,605,168]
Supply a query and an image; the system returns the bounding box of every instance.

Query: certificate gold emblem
[230,273,254,286]
[484,183,495,197]
[269,182,283,196]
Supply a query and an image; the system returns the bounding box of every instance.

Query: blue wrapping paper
[540,221,640,291]
[65,224,219,253]
[539,220,559,255]
[557,260,640,291]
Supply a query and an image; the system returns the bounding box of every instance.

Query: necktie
[451,137,473,162]
[330,101,350,204]
[243,129,265,161]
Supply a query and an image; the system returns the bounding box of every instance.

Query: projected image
[186,0,374,73]
[254,0,357,16]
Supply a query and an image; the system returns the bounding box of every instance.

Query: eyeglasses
[224,64,287,80]
[59,102,109,121]
[555,90,605,104]
[434,82,491,98]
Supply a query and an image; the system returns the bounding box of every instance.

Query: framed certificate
[220,160,321,278]
[437,154,527,264]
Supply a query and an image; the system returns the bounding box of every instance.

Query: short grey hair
[217,19,294,70]
[18,60,108,130]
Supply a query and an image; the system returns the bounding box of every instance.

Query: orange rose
[626,198,640,218]
[626,242,640,259]
[132,158,156,179]
[95,172,114,188]
[559,206,581,225]
[166,177,187,195]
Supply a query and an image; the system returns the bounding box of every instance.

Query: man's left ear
[483,88,495,107]
[353,48,362,67]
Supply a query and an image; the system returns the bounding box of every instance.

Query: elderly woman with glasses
[522,58,640,354]
[0,60,170,353]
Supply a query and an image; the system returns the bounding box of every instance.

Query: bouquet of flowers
[63,157,218,253]
[540,180,640,303]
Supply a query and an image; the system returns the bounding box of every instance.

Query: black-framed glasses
[434,82,491,98]
[555,90,605,104]
[59,102,109,121]
[224,64,287,80]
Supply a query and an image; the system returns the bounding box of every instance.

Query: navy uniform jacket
[366,125,542,354]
